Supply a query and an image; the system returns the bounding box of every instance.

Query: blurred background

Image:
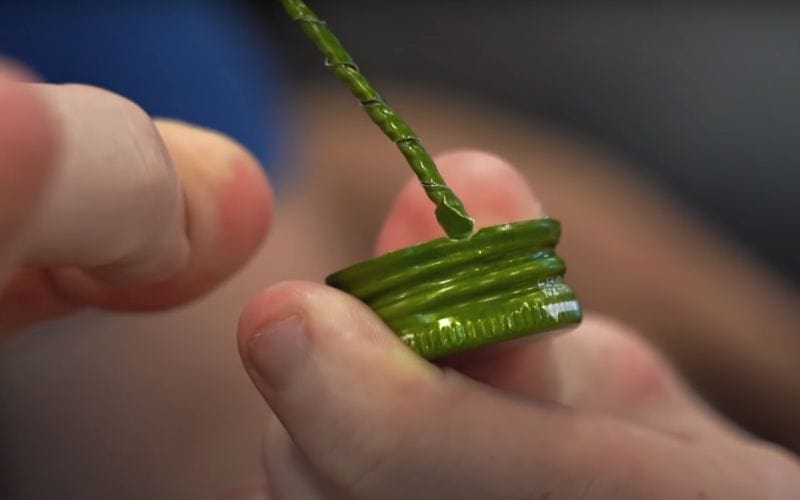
[1,1,798,499]
[264,0,800,284]
[4,0,799,280]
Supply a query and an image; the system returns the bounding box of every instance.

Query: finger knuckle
[66,84,185,277]
[315,378,439,495]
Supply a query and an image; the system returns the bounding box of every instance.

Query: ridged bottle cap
[326,218,582,359]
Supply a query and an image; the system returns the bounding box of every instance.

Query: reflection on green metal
[327,219,581,359]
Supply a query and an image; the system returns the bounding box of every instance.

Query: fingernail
[249,315,309,392]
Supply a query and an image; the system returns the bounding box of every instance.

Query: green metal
[279,0,474,239]
[281,0,582,357]
[327,219,582,359]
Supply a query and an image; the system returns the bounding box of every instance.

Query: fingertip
[237,280,317,365]
[238,280,437,409]
[376,149,543,253]
[238,281,410,369]
[156,119,274,256]
[437,149,544,225]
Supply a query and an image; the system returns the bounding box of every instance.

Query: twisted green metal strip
[279,0,475,240]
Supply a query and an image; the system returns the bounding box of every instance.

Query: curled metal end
[422,181,474,239]
[435,202,475,240]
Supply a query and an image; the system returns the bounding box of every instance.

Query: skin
[0,69,272,336]
[1,66,799,499]
[0,66,273,498]
[296,83,800,452]
[236,151,800,500]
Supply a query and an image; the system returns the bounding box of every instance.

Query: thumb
[238,280,440,491]
[238,282,677,500]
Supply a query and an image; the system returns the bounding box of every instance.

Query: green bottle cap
[283,0,583,357]
[327,218,582,358]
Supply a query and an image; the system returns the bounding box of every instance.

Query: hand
[0,64,271,339]
[237,151,800,499]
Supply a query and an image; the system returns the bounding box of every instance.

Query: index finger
[0,68,58,284]
[1,83,272,335]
